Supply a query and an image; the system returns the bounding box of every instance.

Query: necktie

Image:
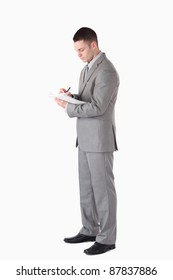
[83,64,89,82]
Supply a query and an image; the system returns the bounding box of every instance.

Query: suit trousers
[78,148,117,245]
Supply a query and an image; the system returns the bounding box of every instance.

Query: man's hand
[55,98,67,108]
[59,88,73,97]
[54,88,72,109]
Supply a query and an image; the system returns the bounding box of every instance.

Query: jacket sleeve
[67,70,119,118]
[72,94,79,100]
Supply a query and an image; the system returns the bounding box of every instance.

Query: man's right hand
[59,88,72,97]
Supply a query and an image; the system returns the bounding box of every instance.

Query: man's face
[74,40,95,63]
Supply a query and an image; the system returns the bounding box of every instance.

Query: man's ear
[91,41,97,49]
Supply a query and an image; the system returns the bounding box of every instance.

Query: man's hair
[73,27,98,45]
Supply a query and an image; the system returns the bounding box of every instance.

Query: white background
[0,0,173,263]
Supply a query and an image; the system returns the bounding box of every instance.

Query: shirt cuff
[65,103,68,113]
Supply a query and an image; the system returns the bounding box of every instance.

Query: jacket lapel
[79,53,105,96]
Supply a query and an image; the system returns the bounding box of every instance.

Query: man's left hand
[55,98,67,109]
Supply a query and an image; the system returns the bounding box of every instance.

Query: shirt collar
[87,51,102,70]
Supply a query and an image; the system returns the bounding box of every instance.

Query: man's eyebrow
[74,46,85,52]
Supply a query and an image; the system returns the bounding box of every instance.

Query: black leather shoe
[64,233,96,243]
[84,242,115,255]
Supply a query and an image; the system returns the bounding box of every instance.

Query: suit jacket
[67,53,119,152]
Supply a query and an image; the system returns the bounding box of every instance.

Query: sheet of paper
[49,92,86,105]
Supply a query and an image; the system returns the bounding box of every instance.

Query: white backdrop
[0,0,172,261]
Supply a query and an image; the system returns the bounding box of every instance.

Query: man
[55,27,119,255]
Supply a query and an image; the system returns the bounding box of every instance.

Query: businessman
[55,27,119,255]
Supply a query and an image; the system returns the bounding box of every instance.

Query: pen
[66,87,71,92]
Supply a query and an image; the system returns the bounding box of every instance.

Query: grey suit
[67,53,119,245]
